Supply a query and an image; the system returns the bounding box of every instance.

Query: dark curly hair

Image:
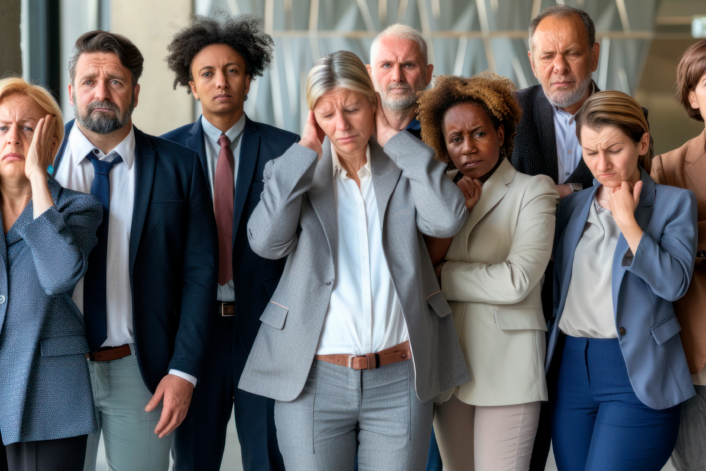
[417,72,522,165]
[166,12,274,93]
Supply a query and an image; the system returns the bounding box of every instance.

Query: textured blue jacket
[548,169,698,410]
[0,179,102,445]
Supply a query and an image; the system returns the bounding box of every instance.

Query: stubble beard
[545,73,593,109]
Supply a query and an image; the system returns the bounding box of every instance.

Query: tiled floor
[95,417,677,470]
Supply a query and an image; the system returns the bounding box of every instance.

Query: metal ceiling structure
[195,0,661,134]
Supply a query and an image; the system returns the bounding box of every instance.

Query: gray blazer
[0,179,102,445]
[239,131,471,403]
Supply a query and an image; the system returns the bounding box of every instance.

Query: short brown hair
[69,31,144,87]
[676,40,706,122]
[575,90,653,174]
[416,72,522,165]
[0,77,64,170]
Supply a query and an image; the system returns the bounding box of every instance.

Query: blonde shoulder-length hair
[305,51,376,110]
[0,77,64,170]
[575,90,653,174]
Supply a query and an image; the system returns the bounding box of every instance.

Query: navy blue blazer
[162,115,298,349]
[0,180,101,445]
[548,169,698,410]
[54,120,218,392]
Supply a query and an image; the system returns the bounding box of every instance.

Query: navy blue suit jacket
[54,120,218,393]
[549,169,697,409]
[162,116,299,350]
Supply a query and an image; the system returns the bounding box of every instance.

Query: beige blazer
[439,158,558,406]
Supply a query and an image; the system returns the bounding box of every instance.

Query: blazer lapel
[308,139,338,258]
[129,127,157,275]
[185,118,210,194]
[370,138,401,228]
[684,130,706,203]
[557,186,597,316]
[611,169,655,315]
[460,159,513,240]
[232,117,260,246]
[53,120,75,173]
[535,89,559,183]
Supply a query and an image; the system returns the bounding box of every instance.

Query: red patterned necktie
[215,134,235,285]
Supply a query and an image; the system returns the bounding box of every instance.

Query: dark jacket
[161,116,299,350]
[54,120,219,392]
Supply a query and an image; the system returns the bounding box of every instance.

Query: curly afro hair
[166,12,274,93]
[417,72,522,165]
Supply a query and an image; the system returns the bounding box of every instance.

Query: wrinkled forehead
[0,94,45,123]
[371,36,426,65]
[74,52,132,82]
[532,15,590,52]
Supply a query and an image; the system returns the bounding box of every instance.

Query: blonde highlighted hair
[0,77,64,169]
[306,51,376,110]
[575,90,653,174]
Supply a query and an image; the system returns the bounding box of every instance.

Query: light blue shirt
[552,106,583,185]
[201,114,246,302]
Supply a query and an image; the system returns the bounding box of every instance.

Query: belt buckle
[220,302,235,317]
[349,353,379,370]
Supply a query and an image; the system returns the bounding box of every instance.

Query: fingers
[145,384,164,412]
[472,179,483,202]
[153,402,173,438]
[633,181,643,205]
[456,177,475,200]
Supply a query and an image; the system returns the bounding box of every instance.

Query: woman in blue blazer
[0,78,101,470]
[547,90,697,471]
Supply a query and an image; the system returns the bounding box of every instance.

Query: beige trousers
[433,395,541,471]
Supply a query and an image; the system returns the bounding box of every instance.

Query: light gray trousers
[671,385,706,471]
[274,359,433,471]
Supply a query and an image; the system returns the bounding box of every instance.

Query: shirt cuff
[168,369,197,387]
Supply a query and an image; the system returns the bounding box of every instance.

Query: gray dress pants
[672,385,706,471]
[275,359,433,471]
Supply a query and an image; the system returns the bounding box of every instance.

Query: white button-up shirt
[201,114,246,302]
[315,145,409,356]
[54,124,196,386]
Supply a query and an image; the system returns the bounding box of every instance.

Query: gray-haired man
[366,24,433,137]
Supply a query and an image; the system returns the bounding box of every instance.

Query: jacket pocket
[40,335,89,357]
[494,309,548,331]
[259,301,289,329]
[651,315,682,345]
[426,291,451,317]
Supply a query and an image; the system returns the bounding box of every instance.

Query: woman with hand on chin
[650,39,706,471]
[240,51,469,471]
[548,90,697,471]
[0,77,102,470]
[419,73,559,471]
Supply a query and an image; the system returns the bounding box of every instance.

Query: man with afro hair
[162,13,297,471]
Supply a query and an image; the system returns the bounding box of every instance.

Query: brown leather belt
[217,302,236,317]
[315,340,411,370]
[86,344,131,362]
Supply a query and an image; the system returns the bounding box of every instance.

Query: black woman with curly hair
[161,13,298,471]
[420,73,559,471]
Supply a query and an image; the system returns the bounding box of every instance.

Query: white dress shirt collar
[331,144,372,180]
[68,123,136,169]
[201,113,246,146]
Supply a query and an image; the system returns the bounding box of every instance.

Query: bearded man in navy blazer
[53,31,218,471]
[162,13,298,471]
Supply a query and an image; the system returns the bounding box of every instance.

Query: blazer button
[697,250,706,258]
[619,327,626,336]
[325,281,332,286]
[0,295,6,304]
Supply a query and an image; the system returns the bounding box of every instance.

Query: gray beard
[546,75,593,109]
[73,94,134,135]
[380,92,418,111]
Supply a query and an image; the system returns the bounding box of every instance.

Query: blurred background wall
[2,1,706,470]
[4,0,705,153]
